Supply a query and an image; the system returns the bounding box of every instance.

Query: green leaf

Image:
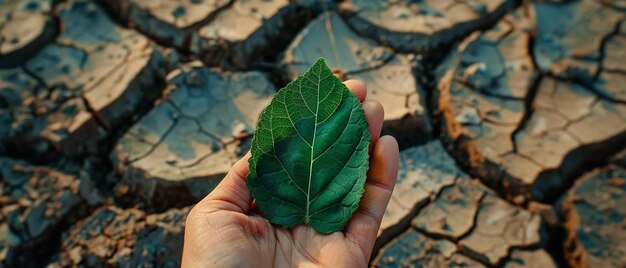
[247,58,370,234]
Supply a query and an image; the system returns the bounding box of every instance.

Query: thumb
[195,152,253,214]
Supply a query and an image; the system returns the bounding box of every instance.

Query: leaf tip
[314,57,326,65]
[312,57,330,71]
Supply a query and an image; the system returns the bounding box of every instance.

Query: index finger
[343,79,384,151]
[344,79,367,102]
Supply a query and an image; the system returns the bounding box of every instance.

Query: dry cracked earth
[0,0,625,267]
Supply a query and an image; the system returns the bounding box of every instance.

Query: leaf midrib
[305,69,322,223]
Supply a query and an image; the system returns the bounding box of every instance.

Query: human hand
[181,80,400,268]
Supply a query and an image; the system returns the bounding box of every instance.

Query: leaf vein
[264,197,306,213]
[312,105,351,161]
[268,101,307,195]
[282,93,313,147]
[271,153,307,195]
[308,138,362,206]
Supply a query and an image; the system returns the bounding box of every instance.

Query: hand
[182,80,400,267]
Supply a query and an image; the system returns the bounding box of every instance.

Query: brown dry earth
[0,0,624,267]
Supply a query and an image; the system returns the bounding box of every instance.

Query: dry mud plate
[1,0,625,267]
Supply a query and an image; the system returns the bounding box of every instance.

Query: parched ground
[0,0,625,267]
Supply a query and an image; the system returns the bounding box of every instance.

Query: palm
[182,80,399,268]
[186,209,368,267]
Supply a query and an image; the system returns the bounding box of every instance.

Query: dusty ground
[1,0,625,267]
